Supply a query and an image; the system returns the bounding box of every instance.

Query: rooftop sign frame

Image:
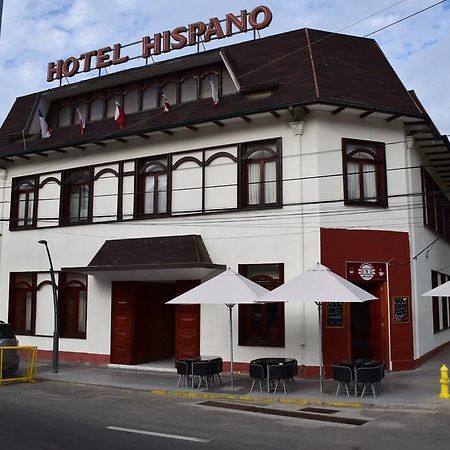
[47,5,273,83]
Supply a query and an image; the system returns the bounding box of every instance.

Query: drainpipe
[405,135,421,362]
[289,121,305,357]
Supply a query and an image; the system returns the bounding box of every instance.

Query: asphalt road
[1,381,449,449]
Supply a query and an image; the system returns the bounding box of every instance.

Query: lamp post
[38,240,59,373]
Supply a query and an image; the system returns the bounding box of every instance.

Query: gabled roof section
[0,93,39,138]
[0,28,427,158]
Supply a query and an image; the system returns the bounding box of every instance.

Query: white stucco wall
[0,109,448,365]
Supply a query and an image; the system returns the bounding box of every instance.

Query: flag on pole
[76,107,86,135]
[114,100,125,129]
[161,91,170,113]
[38,109,52,138]
[208,77,219,107]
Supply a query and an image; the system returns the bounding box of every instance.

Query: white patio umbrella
[166,268,268,389]
[422,280,450,296]
[257,263,377,392]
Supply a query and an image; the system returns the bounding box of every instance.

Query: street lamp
[38,240,59,373]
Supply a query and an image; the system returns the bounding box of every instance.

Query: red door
[175,305,200,360]
[111,282,135,364]
[174,280,200,360]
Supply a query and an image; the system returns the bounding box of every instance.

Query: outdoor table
[337,359,383,396]
[250,357,295,392]
[178,355,221,388]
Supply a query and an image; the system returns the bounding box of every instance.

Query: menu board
[326,302,344,327]
[393,296,409,323]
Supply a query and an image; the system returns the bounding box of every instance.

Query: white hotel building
[0,25,449,376]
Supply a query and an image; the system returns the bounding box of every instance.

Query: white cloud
[0,0,448,134]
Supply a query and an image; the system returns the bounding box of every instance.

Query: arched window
[89,97,104,121]
[74,102,87,125]
[241,140,280,207]
[58,104,72,127]
[9,273,36,335]
[200,73,218,99]
[136,157,169,216]
[142,85,158,110]
[61,167,92,224]
[180,76,197,102]
[11,176,37,229]
[343,138,387,207]
[238,264,284,347]
[161,82,177,106]
[123,89,139,114]
[59,273,87,339]
[105,95,119,118]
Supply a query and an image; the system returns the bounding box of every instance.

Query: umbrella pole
[227,304,235,389]
[318,302,324,393]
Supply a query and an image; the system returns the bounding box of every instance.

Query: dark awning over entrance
[62,234,225,281]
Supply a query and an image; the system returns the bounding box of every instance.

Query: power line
[364,0,448,37]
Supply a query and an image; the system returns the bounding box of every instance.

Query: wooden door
[111,282,135,364]
[370,282,388,363]
[174,280,200,360]
[175,305,200,360]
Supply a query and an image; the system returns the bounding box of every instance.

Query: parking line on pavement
[107,426,211,443]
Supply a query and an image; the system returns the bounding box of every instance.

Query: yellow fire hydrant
[439,364,450,399]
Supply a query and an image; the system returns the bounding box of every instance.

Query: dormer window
[180,76,198,102]
[47,65,230,131]
[142,85,158,110]
[58,104,72,127]
[89,97,104,121]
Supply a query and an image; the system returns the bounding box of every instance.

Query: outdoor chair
[268,363,292,394]
[356,364,384,398]
[175,360,190,389]
[192,361,216,389]
[332,364,353,397]
[249,363,265,393]
[286,359,298,391]
[210,357,223,386]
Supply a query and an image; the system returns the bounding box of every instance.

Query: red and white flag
[161,91,170,113]
[114,100,125,129]
[38,109,52,138]
[209,77,219,107]
[76,107,86,135]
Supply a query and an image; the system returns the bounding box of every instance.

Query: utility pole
[38,240,59,373]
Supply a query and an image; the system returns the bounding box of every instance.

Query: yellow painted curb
[149,389,363,409]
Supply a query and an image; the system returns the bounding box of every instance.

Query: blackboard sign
[393,296,409,323]
[326,302,344,327]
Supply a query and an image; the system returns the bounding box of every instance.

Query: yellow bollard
[439,364,450,399]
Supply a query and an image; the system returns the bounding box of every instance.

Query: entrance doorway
[110,281,176,365]
[351,282,385,362]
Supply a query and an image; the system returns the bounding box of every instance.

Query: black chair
[192,361,216,389]
[175,360,190,389]
[268,364,292,394]
[332,365,353,397]
[286,359,298,391]
[249,363,265,393]
[210,357,223,386]
[356,364,383,398]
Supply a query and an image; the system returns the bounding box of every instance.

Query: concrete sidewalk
[35,345,450,412]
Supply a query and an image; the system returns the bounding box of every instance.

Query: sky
[0,0,449,134]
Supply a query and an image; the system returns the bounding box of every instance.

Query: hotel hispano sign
[47,5,273,82]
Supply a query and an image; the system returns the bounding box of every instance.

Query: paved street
[1,381,450,449]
